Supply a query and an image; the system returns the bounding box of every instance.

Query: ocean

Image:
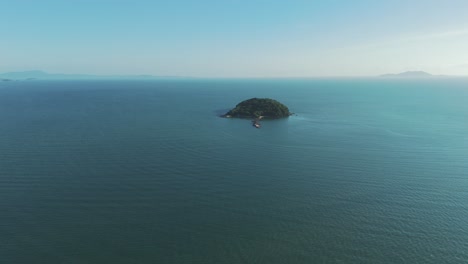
[1,78,467,263]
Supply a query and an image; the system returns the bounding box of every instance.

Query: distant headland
[223,98,292,119]
[0,70,192,81]
[380,71,434,78]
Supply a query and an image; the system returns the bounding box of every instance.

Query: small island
[223,98,292,119]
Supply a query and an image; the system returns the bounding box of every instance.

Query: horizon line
[1,70,468,80]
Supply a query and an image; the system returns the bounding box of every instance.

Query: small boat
[252,120,261,128]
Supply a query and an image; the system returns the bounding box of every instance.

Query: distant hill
[380,71,433,78]
[0,70,50,79]
[0,70,190,80]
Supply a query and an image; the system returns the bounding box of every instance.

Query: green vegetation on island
[224,98,291,119]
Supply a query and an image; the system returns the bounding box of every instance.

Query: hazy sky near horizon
[2,0,468,77]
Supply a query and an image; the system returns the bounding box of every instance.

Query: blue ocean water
[0,78,467,263]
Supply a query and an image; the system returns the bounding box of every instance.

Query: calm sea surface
[1,79,468,263]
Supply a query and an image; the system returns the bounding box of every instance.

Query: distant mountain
[380,71,433,78]
[0,70,50,79]
[0,70,190,80]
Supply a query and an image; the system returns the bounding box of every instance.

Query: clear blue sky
[2,0,468,77]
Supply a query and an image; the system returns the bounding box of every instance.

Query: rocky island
[223,98,291,119]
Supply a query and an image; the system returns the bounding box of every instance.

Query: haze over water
[1,79,468,263]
